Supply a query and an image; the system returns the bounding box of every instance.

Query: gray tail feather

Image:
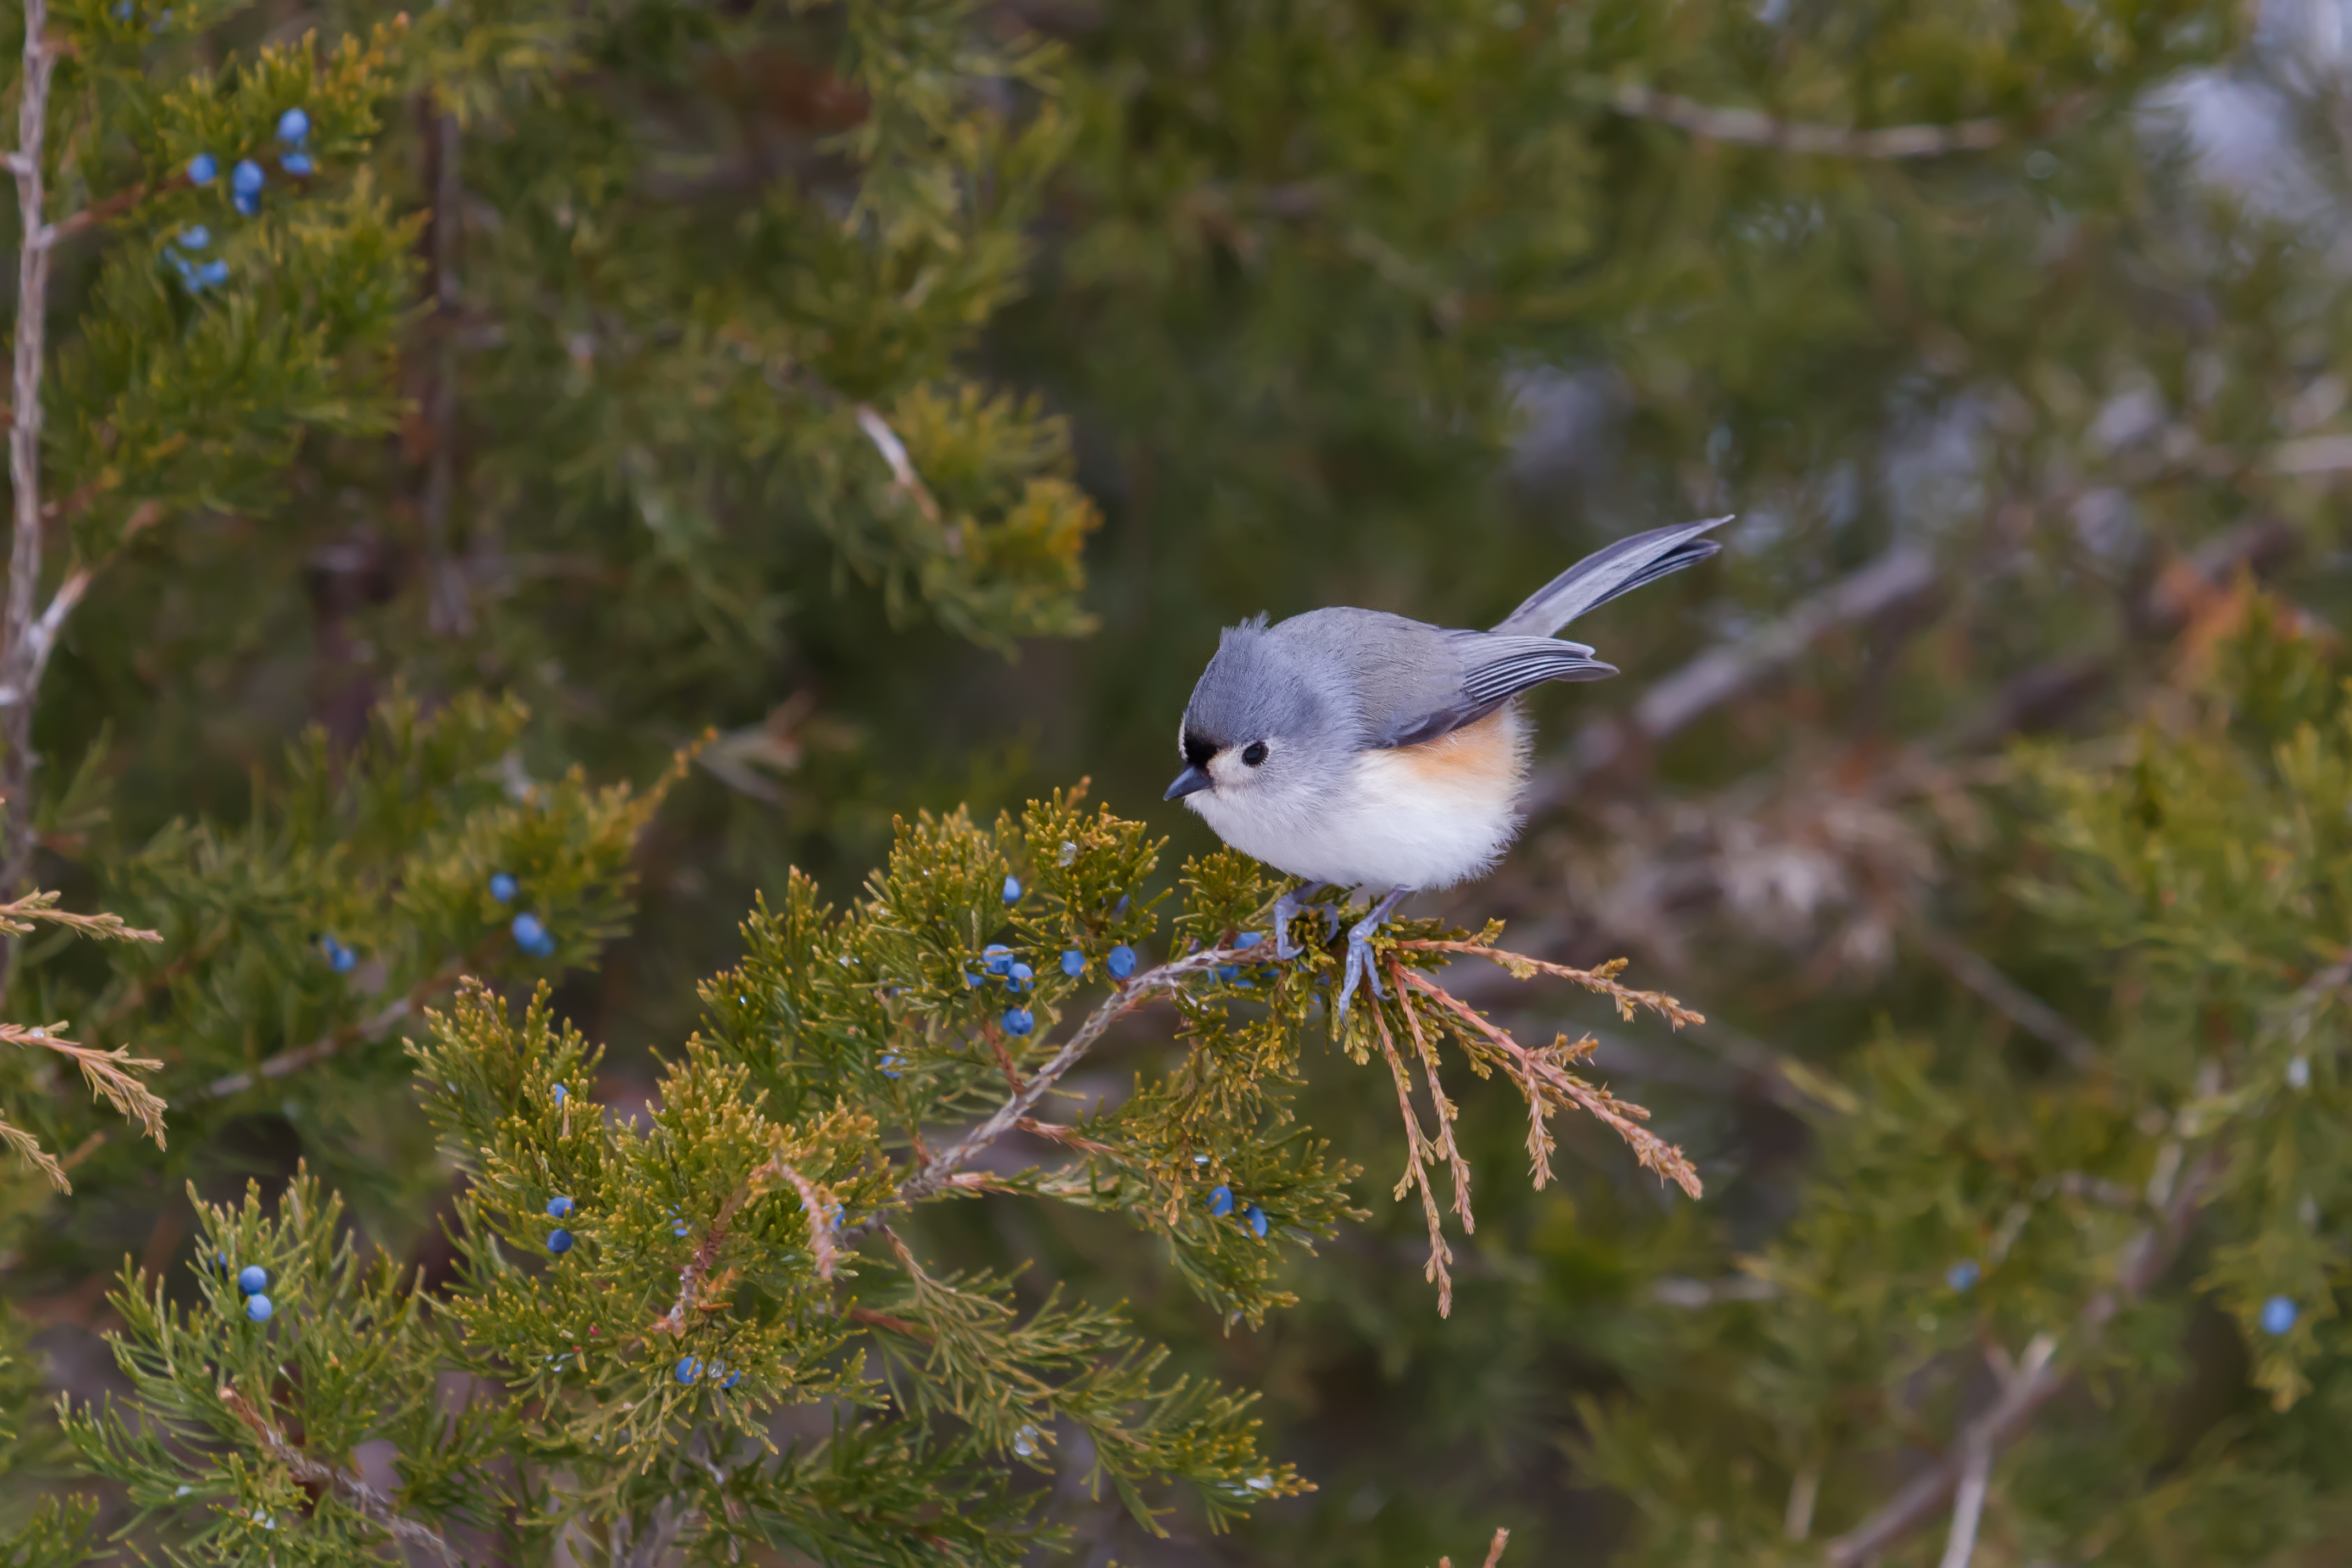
[1490,515,1733,637]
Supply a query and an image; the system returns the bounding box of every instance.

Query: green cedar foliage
[46,13,414,549]
[4,694,683,1236]
[296,0,1100,741]
[43,785,1704,1561]
[65,799,1315,1559]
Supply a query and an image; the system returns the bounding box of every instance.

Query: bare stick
[1823,1153,2219,1565]
[2270,433,2352,474]
[1785,1463,1821,1541]
[1524,543,1937,811]
[218,1380,457,1564]
[0,0,58,922]
[1936,1426,1993,1568]
[856,404,944,526]
[622,1497,685,1568]
[1907,919,2099,1071]
[196,955,472,1101]
[1606,84,2007,159]
[420,105,471,635]
[1651,1274,1778,1308]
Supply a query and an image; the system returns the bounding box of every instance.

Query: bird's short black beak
[1164,765,1213,801]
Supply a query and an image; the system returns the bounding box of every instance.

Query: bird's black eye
[1241,741,1269,767]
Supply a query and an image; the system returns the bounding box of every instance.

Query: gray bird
[1166,515,1731,1012]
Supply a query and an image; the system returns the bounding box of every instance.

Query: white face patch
[1205,739,1267,789]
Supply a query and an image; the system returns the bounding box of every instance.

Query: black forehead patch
[1182,730,1217,769]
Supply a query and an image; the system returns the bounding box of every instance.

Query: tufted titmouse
[1166,515,1731,1012]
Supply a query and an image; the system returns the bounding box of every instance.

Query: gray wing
[1373,632,1617,747]
[1491,515,1732,637]
[1272,598,1640,752]
[1273,609,1467,748]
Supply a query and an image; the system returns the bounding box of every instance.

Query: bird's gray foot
[1335,888,1408,1018]
[1270,881,1329,961]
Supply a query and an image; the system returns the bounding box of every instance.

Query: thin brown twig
[0,1118,63,1190]
[1393,978,1475,1228]
[761,1154,844,1281]
[218,1379,457,1564]
[653,1143,845,1340]
[1400,940,1704,1029]
[3,1023,165,1139]
[846,1303,932,1341]
[1370,1001,1457,1316]
[986,1027,1028,1095]
[37,173,172,248]
[0,1014,166,1192]
[196,954,472,1101]
[1509,1024,1562,1192]
[0,894,169,1186]
[1395,966,1703,1199]
[883,942,1241,1214]
[88,916,233,1039]
[0,889,163,942]
[1015,1115,1117,1156]
[652,1209,738,1338]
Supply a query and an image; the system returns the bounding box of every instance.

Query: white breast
[1186,707,1530,892]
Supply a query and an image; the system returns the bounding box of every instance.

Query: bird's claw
[1333,889,1407,1019]
[1337,934,1380,1015]
[1269,881,1329,962]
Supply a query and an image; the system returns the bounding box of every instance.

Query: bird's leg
[1270,881,1329,961]
[1336,888,1408,1018]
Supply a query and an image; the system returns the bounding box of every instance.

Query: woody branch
[887,941,1245,1211]
[218,1379,458,1564]
[1,0,58,920]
